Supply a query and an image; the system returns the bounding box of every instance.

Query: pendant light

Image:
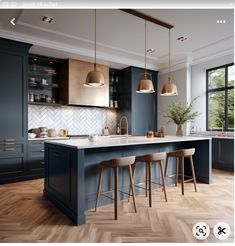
[160,29,178,96]
[84,9,105,87]
[136,19,155,93]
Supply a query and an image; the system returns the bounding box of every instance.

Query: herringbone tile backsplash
[28,105,117,135]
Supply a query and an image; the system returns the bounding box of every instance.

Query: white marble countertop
[28,137,69,141]
[45,135,211,150]
[190,134,234,140]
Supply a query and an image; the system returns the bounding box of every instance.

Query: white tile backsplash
[28,105,117,135]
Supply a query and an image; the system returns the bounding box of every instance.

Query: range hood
[66,59,109,107]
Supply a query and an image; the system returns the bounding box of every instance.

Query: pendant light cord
[144,18,147,78]
[168,29,171,82]
[94,9,97,71]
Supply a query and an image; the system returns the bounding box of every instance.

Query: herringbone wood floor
[0,169,233,243]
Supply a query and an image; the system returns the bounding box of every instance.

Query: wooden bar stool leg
[175,157,179,187]
[128,165,137,213]
[114,167,118,220]
[159,160,167,202]
[145,162,149,197]
[181,157,184,195]
[95,166,104,212]
[162,156,169,192]
[148,162,152,207]
[128,163,136,202]
[164,156,169,179]
[189,156,197,192]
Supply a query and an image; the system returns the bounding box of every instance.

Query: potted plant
[164,98,200,136]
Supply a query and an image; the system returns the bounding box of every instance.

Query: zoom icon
[193,222,210,240]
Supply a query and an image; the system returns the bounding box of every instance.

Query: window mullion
[225,66,228,131]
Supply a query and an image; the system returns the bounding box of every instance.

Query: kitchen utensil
[146,131,154,138]
[48,129,57,137]
[103,127,109,136]
[28,133,36,138]
[59,129,68,137]
[88,134,98,142]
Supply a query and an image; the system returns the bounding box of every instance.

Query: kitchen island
[44,135,211,226]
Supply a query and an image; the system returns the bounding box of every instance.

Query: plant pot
[176,124,183,137]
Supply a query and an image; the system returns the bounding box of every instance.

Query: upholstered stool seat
[95,156,137,220]
[164,148,197,195]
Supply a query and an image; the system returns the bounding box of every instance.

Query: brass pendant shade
[136,19,155,93]
[160,77,178,96]
[85,70,105,87]
[136,73,155,93]
[84,10,105,87]
[160,29,178,96]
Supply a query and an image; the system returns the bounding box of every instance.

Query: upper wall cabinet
[28,54,67,106]
[65,59,109,107]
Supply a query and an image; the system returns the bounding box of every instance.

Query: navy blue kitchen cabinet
[27,140,45,176]
[0,38,32,184]
[212,138,234,171]
[117,66,158,135]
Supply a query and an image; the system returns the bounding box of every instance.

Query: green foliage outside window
[207,64,234,131]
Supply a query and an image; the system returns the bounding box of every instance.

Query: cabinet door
[218,139,234,170]
[212,138,234,171]
[28,141,45,173]
[131,67,157,135]
[0,52,25,141]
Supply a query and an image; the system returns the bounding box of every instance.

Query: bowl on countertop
[28,133,36,138]
[88,134,98,142]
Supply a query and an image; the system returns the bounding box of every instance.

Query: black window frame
[206,63,234,132]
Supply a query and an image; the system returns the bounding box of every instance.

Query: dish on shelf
[52,83,59,88]
[44,68,57,75]
[28,81,37,87]
[36,81,49,87]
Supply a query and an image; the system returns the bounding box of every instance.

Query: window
[207,63,234,131]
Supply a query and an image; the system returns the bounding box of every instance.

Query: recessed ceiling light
[177,36,188,42]
[146,48,155,54]
[42,16,53,23]
[217,20,226,24]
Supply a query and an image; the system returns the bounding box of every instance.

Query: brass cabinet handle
[3,148,15,151]
[4,138,15,142]
[4,142,15,146]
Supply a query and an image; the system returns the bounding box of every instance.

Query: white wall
[191,54,234,131]
[158,68,189,135]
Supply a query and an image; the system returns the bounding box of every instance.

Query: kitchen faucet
[119,116,129,138]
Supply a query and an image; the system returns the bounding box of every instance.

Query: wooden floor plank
[0,169,233,243]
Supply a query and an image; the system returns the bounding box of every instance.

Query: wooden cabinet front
[67,59,109,107]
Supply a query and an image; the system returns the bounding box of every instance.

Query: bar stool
[95,156,137,220]
[131,152,167,207]
[164,148,197,195]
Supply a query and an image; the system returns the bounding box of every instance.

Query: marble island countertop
[45,135,211,149]
[190,133,234,139]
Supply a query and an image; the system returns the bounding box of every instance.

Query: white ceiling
[0,9,233,72]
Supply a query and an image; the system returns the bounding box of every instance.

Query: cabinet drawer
[28,149,44,159]
[0,157,25,174]
[0,144,23,155]
[28,141,45,149]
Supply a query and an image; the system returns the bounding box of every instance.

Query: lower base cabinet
[27,140,45,176]
[212,138,234,171]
